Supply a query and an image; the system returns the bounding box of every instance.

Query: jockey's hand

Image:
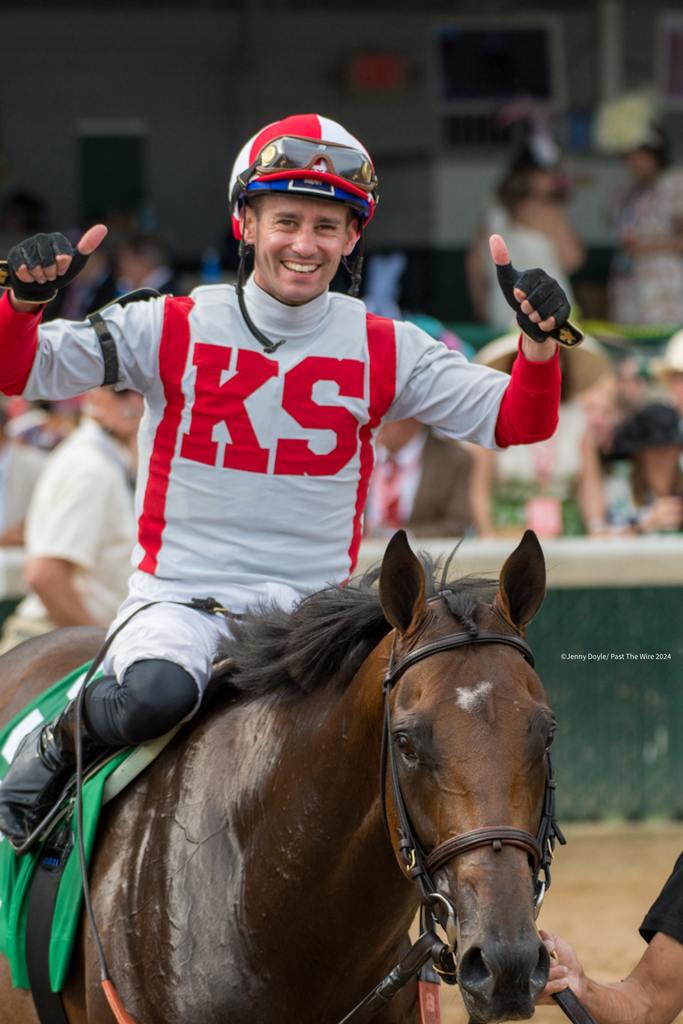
[489,234,571,343]
[537,930,588,1005]
[5,224,107,305]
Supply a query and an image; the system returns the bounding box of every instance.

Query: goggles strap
[343,229,366,298]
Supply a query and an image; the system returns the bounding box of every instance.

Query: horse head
[378,529,553,1023]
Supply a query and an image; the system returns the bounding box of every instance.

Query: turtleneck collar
[242,274,331,340]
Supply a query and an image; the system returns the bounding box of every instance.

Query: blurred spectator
[0,402,46,547]
[364,252,407,319]
[116,233,176,294]
[466,118,584,329]
[605,402,683,534]
[0,387,142,651]
[365,419,472,539]
[654,329,683,419]
[5,398,80,451]
[580,374,620,458]
[579,373,636,535]
[594,92,683,326]
[614,353,651,417]
[468,334,610,538]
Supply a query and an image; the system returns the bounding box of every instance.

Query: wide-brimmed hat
[652,329,683,380]
[592,91,664,154]
[474,332,611,397]
[610,402,683,458]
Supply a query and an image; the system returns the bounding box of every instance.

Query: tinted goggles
[253,136,377,192]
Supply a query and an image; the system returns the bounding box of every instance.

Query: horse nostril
[530,940,550,996]
[458,945,493,998]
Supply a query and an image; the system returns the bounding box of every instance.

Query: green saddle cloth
[0,662,131,992]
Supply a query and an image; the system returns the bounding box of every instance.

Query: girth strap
[425,826,542,876]
[25,827,73,1024]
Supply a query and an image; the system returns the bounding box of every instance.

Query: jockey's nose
[291,223,318,258]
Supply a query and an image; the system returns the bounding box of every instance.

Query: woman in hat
[607,403,683,534]
[595,93,683,327]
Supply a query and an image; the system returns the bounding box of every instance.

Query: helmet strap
[342,228,366,298]
[235,236,286,355]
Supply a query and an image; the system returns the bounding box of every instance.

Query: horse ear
[379,530,427,636]
[494,529,546,630]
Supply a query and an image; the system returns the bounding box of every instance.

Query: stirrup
[10,749,117,856]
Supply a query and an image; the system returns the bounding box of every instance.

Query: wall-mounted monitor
[433,17,566,114]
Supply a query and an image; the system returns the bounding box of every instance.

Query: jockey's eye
[394,731,419,765]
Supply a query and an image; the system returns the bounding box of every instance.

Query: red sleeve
[0,292,42,395]
[494,336,561,447]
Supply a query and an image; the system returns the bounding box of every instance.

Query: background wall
[1,2,682,313]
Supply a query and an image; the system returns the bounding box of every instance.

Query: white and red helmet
[229,113,378,240]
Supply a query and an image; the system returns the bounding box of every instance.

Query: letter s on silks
[496,261,584,348]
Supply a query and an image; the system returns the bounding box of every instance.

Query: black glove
[496,262,571,343]
[4,233,89,303]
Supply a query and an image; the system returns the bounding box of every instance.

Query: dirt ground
[439,822,683,1024]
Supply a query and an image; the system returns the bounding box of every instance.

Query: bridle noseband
[381,616,565,925]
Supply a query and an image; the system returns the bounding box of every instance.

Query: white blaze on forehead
[455,680,493,713]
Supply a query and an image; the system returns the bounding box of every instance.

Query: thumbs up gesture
[489,234,583,353]
[3,224,108,308]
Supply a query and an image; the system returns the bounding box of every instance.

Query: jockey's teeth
[283,262,317,273]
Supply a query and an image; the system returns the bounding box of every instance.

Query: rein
[339,610,596,1024]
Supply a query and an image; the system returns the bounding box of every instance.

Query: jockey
[0,113,569,850]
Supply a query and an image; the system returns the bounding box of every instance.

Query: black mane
[218,553,498,697]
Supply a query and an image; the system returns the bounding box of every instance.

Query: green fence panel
[528,587,683,821]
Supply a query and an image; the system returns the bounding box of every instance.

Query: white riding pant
[102,570,303,709]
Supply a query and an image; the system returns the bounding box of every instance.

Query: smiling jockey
[0,113,570,849]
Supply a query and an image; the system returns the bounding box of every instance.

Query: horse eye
[394,732,418,763]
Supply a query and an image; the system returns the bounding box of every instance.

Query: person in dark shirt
[540,854,683,1023]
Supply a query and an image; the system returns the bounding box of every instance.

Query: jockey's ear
[494,530,546,631]
[379,530,427,636]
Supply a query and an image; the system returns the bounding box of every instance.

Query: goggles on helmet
[231,135,378,210]
[252,135,377,191]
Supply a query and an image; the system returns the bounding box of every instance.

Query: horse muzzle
[457,932,550,1023]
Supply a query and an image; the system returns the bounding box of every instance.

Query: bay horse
[0,528,556,1024]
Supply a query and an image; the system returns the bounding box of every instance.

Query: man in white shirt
[0,387,141,650]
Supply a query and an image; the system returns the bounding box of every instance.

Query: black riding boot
[0,698,107,849]
[0,659,198,850]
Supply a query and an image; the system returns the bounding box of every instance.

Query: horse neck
[253,632,418,949]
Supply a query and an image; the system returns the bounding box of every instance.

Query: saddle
[0,655,235,1018]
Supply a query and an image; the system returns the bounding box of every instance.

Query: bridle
[338,606,571,1024]
[380,610,565,925]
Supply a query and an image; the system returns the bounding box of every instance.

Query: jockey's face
[243,194,360,306]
